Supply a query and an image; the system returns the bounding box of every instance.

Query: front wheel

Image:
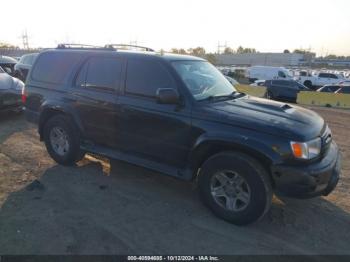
[198,152,273,226]
[43,115,85,166]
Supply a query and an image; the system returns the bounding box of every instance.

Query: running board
[80,143,192,181]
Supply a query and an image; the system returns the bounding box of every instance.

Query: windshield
[172,61,236,101]
[0,67,4,73]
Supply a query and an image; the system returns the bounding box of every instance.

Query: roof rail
[56,43,115,51]
[105,44,155,52]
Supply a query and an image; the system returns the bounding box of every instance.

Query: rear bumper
[271,142,341,198]
[0,89,22,110]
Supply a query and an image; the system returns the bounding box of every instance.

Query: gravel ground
[0,107,349,255]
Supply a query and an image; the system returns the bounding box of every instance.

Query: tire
[43,114,85,166]
[198,151,273,226]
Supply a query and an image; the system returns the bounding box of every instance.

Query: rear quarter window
[31,52,82,84]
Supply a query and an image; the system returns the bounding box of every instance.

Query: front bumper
[271,141,341,198]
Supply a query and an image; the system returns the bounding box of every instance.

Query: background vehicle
[317,85,342,93]
[0,66,24,112]
[14,53,39,82]
[225,75,239,85]
[250,80,266,87]
[0,55,17,76]
[339,80,350,86]
[298,72,344,89]
[335,86,350,94]
[265,80,309,102]
[247,66,292,83]
[24,45,340,226]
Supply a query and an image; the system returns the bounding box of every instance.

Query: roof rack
[105,44,155,52]
[56,43,115,51]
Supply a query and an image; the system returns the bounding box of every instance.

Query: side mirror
[156,88,180,104]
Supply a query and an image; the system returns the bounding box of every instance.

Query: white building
[215,53,309,67]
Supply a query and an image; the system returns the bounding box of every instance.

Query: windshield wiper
[198,91,243,102]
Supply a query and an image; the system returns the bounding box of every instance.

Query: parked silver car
[0,66,24,112]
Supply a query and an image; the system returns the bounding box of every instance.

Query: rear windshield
[31,52,82,84]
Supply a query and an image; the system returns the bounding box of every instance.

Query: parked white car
[297,72,344,89]
[247,66,292,83]
[250,80,266,87]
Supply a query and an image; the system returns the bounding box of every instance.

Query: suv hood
[202,96,324,141]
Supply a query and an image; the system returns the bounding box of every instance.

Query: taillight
[21,86,27,104]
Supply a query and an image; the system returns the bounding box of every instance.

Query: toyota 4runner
[24,44,341,225]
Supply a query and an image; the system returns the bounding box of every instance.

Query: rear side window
[125,59,176,97]
[329,74,338,79]
[79,57,122,91]
[31,52,82,84]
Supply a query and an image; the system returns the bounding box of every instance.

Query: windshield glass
[172,61,236,101]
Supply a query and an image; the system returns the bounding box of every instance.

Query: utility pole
[21,30,29,49]
[217,41,227,54]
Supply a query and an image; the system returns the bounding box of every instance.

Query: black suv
[265,80,310,102]
[24,45,341,225]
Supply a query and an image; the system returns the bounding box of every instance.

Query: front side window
[339,87,350,94]
[319,73,328,78]
[172,60,236,101]
[278,71,286,78]
[296,82,307,90]
[126,59,176,97]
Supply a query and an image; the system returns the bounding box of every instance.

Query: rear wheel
[43,115,85,165]
[198,152,272,225]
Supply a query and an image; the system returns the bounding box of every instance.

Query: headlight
[290,138,321,159]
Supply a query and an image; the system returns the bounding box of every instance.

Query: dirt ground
[0,106,349,255]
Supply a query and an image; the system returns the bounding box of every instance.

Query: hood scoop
[240,98,294,113]
[280,104,297,114]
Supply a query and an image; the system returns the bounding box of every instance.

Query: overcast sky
[2,0,350,56]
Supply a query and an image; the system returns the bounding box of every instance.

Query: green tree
[223,47,234,54]
[205,54,217,64]
[188,47,206,57]
[170,48,179,54]
[0,42,16,48]
[236,46,257,54]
